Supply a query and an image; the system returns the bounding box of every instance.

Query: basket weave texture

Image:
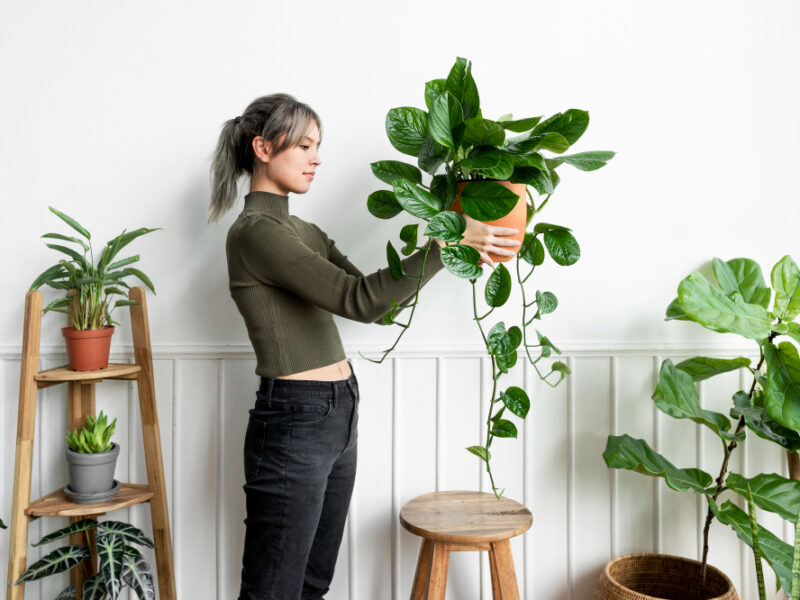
[593,553,738,600]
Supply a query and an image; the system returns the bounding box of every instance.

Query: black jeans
[238,362,359,600]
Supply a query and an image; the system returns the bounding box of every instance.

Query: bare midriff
[275,358,352,382]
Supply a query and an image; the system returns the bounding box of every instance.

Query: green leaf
[675,356,751,382]
[603,434,713,493]
[445,57,480,120]
[96,521,155,549]
[532,109,589,145]
[392,179,442,219]
[665,297,690,321]
[548,151,615,171]
[745,481,768,600]
[367,190,403,219]
[461,146,501,170]
[430,171,457,210]
[385,107,428,156]
[487,322,521,356]
[544,229,580,266]
[536,291,558,316]
[440,245,482,279]
[466,445,490,462]
[399,224,418,256]
[463,118,505,147]
[49,206,91,239]
[107,255,140,271]
[727,258,772,308]
[121,555,155,600]
[537,331,561,356]
[731,390,800,452]
[551,361,571,376]
[497,116,541,132]
[13,545,91,583]
[477,152,514,180]
[711,499,793,595]
[773,255,800,321]
[424,211,465,242]
[116,267,155,294]
[459,181,519,221]
[496,349,518,373]
[501,386,530,419]
[97,532,125,598]
[381,299,400,325]
[386,242,405,279]
[101,227,160,270]
[33,518,97,547]
[677,272,773,341]
[764,342,800,432]
[30,264,69,291]
[55,585,78,600]
[424,79,447,110]
[491,419,517,438]
[726,473,800,522]
[42,232,89,252]
[429,91,463,149]
[417,135,450,175]
[485,264,512,307]
[509,167,554,196]
[713,257,740,295]
[45,243,89,268]
[519,234,544,267]
[653,359,736,440]
[370,161,423,186]
[82,573,107,600]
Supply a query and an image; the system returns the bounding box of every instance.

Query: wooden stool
[400,490,532,600]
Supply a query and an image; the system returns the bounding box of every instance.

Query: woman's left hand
[434,215,520,268]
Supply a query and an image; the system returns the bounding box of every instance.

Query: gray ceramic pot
[65,442,120,500]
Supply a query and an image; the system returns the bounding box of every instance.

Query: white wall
[2,1,799,598]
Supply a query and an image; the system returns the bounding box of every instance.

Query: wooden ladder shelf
[6,287,176,599]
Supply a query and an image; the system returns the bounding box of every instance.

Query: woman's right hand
[435,215,520,268]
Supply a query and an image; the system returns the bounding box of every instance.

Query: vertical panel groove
[567,355,575,600]
[610,356,619,558]
[172,358,181,597]
[653,355,662,555]
[391,358,400,600]
[435,356,442,492]
[523,358,532,600]
[216,359,225,600]
[697,378,705,561]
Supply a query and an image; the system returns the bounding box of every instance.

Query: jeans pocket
[289,397,333,428]
[243,415,267,482]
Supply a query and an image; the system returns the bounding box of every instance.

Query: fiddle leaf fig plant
[362,56,614,498]
[603,255,800,598]
[12,518,155,600]
[30,207,159,330]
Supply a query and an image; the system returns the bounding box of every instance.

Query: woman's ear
[252,136,272,164]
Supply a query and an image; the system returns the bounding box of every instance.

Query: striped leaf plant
[362,56,614,499]
[29,207,159,330]
[11,518,155,600]
[603,256,800,598]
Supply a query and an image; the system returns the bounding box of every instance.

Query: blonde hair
[208,93,322,222]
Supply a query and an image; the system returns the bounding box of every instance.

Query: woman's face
[257,122,321,196]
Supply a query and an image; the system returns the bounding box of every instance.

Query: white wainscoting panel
[0,346,791,600]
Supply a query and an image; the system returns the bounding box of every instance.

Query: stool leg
[427,542,449,600]
[489,539,519,600]
[410,539,433,600]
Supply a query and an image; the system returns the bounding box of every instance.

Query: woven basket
[593,553,738,600]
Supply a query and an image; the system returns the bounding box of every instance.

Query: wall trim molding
[0,340,758,360]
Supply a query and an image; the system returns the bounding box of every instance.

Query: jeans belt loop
[265,377,275,408]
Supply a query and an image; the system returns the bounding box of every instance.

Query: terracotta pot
[594,553,738,600]
[61,326,114,371]
[449,180,528,263]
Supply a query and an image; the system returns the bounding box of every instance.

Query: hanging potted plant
[364,56,615,498]
[29,207,159,371]
[65,410,120,504]
[599,256,800,599]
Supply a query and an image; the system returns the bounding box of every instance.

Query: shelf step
[26,483,153,519]
[35,363,141,386]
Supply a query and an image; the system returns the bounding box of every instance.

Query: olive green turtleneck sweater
[226,191,445,377]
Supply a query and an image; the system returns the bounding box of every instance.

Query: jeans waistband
[259,360,356,396]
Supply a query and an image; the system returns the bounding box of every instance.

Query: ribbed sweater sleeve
[238,214,445,324]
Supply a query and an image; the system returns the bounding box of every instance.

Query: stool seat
[400,490,532,544]
[400,491,532,600]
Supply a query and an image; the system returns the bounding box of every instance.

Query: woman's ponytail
[208,117,242,223]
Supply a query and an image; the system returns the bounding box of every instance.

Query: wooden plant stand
[6,287,176,599]
[400,490,532,600]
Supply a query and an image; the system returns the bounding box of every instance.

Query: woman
[209,93,520,600]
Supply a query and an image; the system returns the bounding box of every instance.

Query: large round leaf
[424,211,465,242]
[459,181,519,221]
[478,152,514,180]
[500,386,530,419]
[385,107,428,156]
[485,263,511,307]
[519,234,544,266]
[417,135,450,175]
[544,229,580,266]
[772,255,800,321]
[532,109,589,145]
[491,419,518,438]
[461,146,501,170]
[463,118,505,147]
[440,245,482,279]
[367,190,403,219]
[370,160,423,185]
[424,79,447,109]
[392,179,442,219]
[429,91,463,150]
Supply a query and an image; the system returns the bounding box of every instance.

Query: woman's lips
[304,173,314,181]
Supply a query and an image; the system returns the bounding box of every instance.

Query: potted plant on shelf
[65,411,120,504]
[364,56,614,498]
[29,206,159,371]
[599,256,800,599]
[12,517,155,600]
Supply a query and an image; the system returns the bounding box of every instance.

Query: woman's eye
[300,145,310,150]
